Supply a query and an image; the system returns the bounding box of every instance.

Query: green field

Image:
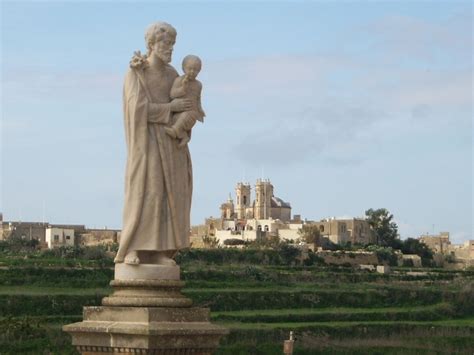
[0,251,473,354]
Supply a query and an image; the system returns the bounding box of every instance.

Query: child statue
[165,55,205,147]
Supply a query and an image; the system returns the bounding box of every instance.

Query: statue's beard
[156,51,172,63]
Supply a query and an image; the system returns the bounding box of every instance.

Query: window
[264,225,269,231]
[54,235,59,242]
[243,196,247,205]
[319,225,325,232]
[340,223,346,233]
[257,225,262,231]
[66,236,71,240]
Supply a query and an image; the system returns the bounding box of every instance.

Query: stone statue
[115,22,195,266]
[64,23,228,353]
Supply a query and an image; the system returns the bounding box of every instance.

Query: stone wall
[79,229,119,246]
[316,251,379,266]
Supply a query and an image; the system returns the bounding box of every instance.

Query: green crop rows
[0,253,473,354]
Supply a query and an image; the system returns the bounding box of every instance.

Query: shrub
[223,238,246,246]
[453,282,474,316]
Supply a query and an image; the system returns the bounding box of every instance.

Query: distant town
[1,179,472,270]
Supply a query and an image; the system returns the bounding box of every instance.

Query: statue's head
[182,55,202,80]
[145,22,177,63]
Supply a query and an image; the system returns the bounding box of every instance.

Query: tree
[298,224,321,245]
[399,238,434,266]
[365,208,399,247]
[201,235,219,248]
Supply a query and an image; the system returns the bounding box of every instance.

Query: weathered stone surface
[63,22,227,354]
[84,306,210,323]
[64,278,228,354]
[63,307,227,354]
[115,263,180,281]
[102,279,193,308]
[115,21,194,265]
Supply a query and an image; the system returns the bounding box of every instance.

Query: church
[219,179,292,230]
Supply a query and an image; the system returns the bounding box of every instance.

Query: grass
[0,259,472,353]
[218,318,474,329]
[0,286,110,295]
[212,303,451,317]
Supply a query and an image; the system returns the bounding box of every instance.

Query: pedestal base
[115,263,180,281]
[63,278,228,354]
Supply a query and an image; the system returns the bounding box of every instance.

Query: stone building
[191,180,292,246]
[312,217,376,245]
[0,219,121,248]
[2,221,86,247]
[418,232,473,268]
[45,227,75,249]
[220,180,291,223]
[79,228,119,246]
[419,232,451,253]
[2,221,51,246]
[191,180,378,247]
[451,240,474,265]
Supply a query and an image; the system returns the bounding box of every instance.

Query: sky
[1,1,472,243]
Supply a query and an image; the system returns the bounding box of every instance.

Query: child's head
[182,55,202,79]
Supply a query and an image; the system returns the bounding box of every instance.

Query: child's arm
[196,81,206,122]
[170,76,187,99]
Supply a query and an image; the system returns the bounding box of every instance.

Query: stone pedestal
[63,264,228,354]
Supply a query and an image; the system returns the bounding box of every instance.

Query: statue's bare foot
[156,254,176,266]
[178,136,190,148]
[124,251,140,265]
[164,126,177,138]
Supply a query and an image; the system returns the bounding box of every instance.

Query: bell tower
[254,179,273,220]
[235,182,251,219]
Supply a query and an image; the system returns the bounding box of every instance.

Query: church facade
[220,179,291,225]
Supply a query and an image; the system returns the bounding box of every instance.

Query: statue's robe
[115,65,192,262]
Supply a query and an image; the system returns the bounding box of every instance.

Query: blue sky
[1,1,472,243]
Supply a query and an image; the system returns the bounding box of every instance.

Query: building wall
[450,240,474,262]
[419,232,451,253]
[235,183,251,219]
[45,228,75,249]
[79,229,119,246]
[246,218,283,234]
[254,179,273,220]
[4,222,49,244]
[313,218,374,246]
[278,228,301,242]
[271,206,291,222]
[317,251,379,266]
[401,254,422,267]
[220,201,234,219]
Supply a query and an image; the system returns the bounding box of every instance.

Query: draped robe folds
[115,65,192,263]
